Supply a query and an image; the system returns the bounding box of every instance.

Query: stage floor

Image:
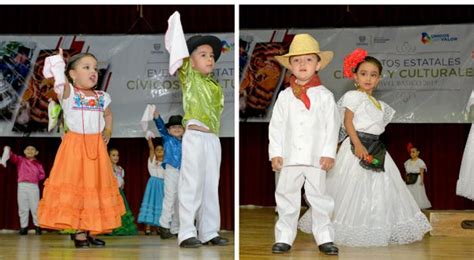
[240,207,474,259]
[0,231,234,259]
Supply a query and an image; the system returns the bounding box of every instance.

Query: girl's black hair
[354,56,383,75]
[65,53,98,84]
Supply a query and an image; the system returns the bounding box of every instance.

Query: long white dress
[298,90,432,247]
[404,158,432,209]
[456,90,474,200]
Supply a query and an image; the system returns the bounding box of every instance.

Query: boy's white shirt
[269,85,341,168]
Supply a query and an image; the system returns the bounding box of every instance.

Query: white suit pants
[275,166,334,245]
[18,182,40,228]
[159,165,180,234]
[178,130,221,244]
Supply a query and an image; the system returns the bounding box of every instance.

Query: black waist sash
[349,131,386,172]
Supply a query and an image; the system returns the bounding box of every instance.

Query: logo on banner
[220,40,234,54]
[151,43,164,54]
[356,35,368,46]
[421,32,457,44]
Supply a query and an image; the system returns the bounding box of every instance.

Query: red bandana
[290,74,321,109]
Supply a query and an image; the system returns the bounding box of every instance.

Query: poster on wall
[240,24,474,123]
[0,34,235,137]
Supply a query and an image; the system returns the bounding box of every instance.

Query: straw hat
[275,34,334,70]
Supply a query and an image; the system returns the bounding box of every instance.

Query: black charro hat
[186,35,222,62]
[165,115,183,128]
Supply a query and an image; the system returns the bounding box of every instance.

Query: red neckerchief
[290,74,321,109]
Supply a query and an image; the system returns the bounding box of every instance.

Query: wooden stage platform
[240,207,474,260]
[0,230,234,259]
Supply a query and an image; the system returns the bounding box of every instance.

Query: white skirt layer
[456,124,474,200]
[298,138,432,247]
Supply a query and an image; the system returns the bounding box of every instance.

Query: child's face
[69,56,98,90]
[155,145,164,159]
[23,146,38,159]
[168,125,185,138]
[410,148,419,159]
[354,62,381,92]
[109,150,119,164]
[289,54,320,84]
[190,44,215,75]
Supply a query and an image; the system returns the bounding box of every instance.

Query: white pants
[159,165,180,234]
[178,129,221,244]
[275,166,334,245]
[18,182,40,228]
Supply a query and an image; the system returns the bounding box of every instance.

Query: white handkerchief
[165,11,189,75]
[0,146,10,167]
[145,130,156,140]
[140,104,156,132]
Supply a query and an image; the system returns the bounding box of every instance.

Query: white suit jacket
[269,85,341,168]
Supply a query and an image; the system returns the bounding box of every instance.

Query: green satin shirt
[178,58,224,135]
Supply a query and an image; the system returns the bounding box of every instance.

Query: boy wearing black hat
[165,11,228,248]
[153,110,184,239]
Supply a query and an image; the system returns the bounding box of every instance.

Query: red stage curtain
[0,137,234,231]
[240,122,474,210]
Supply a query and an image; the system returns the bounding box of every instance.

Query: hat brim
[275,51,334,71]
[187,35,222,62]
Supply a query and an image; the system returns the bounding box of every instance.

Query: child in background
[153,111,183,239]
[404,143,432,209]
[37,49,125,248]
[269,34,340,255]
[137,139,165,235]
[1,145,45,235]
[165,12,228,248]
[109,148,138,235]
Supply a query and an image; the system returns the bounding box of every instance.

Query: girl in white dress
[456,90,474,200]
[298,48,431,247]
[404,143,432,209]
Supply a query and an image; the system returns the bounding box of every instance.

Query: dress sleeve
[102,91,112,109]
[380,101,396,127]
[418,159,427,172]
[338,91,363,113]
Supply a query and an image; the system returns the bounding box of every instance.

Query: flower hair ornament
[406,142,414,153]
[343,48,368,78]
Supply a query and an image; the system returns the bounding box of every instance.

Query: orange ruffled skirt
[38,131,125,235]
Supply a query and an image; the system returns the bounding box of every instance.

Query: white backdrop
[0,34,234,137]
[240,24,473,123]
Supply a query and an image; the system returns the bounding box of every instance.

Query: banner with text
[240,24,473,123]
[0,34,234,137]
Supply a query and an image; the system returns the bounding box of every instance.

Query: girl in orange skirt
[38,49,125,248]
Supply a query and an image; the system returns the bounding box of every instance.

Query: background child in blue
[153,111,183,239]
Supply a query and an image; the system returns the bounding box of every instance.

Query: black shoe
[74,232,89,248]
[158,227,174,239]
[272,243,291,254]
[145,229,152,235]
[318,242,339,255]
[179,237,202,248]
[19,228,28,235]
[203,236,229,246]
[35,226,42,235]
[461,220,474,229]
[87,235,106,247]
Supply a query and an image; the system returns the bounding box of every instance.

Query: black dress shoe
[19,228,28,235]
[87,235,106,247]
[272,243,291,254]
[461,220,474,229]
[179,237,202,248]
[318,242,339,255]
[35,226,42,235]
[158,226,174,239]
[74,233,89,248]
[203,236,229,246]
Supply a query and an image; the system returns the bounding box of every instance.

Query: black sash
[348,131,386,172]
